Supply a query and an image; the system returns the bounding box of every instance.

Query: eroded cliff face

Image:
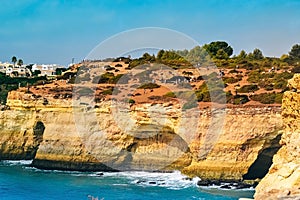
[0,110,43,159]
[0,90,282,182]
[255,74,300,199]
[183,107,282,181]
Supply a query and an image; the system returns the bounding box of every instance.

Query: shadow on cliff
[32,121,45,158]
[242,133,282,180]
[0,120,45,160]
[112,124,192,171]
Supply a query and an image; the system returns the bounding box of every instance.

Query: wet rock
[197,180,211,187]
[136,180,146,184]
[220,185,231,189]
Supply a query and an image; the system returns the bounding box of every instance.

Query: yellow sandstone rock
[255,74,300,199]
[0,89,282,181]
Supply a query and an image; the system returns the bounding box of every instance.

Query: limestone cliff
[255,74,300,199]
[0,109,43,159]
[182,107,282,181]
[0,92,282,184]
[0,90,282,182]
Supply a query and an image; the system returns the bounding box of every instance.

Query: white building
[0,62,11,74]
[32,64,63,76]
[0,62,30,77]
[1,61,65,77]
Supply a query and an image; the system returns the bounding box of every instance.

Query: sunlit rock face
[0,110,43,160]
[1,90,282,182]
[255,74,300,199]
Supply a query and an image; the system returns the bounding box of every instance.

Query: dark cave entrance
[243,134,282,180]
[32,121,45,157]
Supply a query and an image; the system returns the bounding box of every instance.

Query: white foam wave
[198,184,255,191]
[20,168,198,189]
[102,170,199,189]
[23,167,90,175]
[1,160,33,166]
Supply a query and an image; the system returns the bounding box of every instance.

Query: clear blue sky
[0,0,300,66]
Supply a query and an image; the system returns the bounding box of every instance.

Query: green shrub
[163,92,176,98]
[92,72,122,84]
[196,88,226,103]
[59,72,76,80]
[274,79,287,90]
[237,84,259,93]
[0,88,8,104]
[128,59,145,69]
[228,69,239,74]
[115,74,130,84]
[138,83,160,89]
[101,87,120,95]
[257,79,272,88]
[227,94,249,105]
[247,70,262,83]
[250,92,283,104]
[274,72,293,80]
[223,76,240,84]
[292,66,300,73]
[196,82,226,103]
[275,93,283,104]
[271,72,293,90]
[128,99,135,104]
[264,84,274,91]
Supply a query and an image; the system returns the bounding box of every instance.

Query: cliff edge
[255,74,300,199]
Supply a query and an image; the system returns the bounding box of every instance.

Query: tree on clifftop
[289,44,300,61]
[215,49,229,59]
[17,59,23,67]
[156,49,165,60]
[253,48,264,59]
[203,41,233,58]
[11,56,17,67]
[248,48,264,60]
[238,50,247,59]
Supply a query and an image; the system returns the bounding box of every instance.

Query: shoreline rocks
[197,179,257,190]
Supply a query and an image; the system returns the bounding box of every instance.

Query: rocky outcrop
[255,74,300,199]
[0,110,44,159]
[182,107,282,180]
[0,90,282,182]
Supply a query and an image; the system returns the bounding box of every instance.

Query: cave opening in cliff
[32,121,45,157]
[243,134,282,180]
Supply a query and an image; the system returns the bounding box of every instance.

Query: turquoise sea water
[0,161,254,200]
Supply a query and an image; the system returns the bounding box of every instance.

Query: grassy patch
[250,92,283,104]
[237,84,259,93]
[138,83,160,89]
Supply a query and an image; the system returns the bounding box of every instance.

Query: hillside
[2,42,300,108]
[8,59,294,110]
